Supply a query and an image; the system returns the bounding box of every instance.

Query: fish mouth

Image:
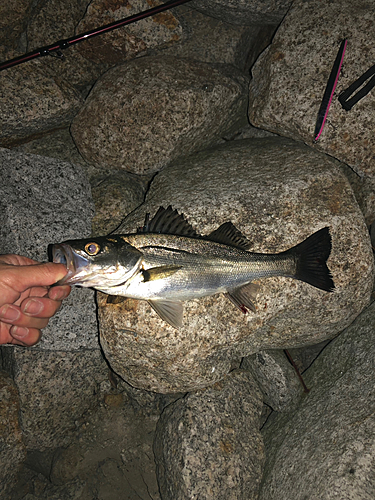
[51,243,91,285]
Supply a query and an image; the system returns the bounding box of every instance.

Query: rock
[49,402,160,499]
[191,0,292,26]
[76,0,182,66]
[71,55,248,175]
[259,299,375,500]
[0,0,33,51]
[0,370,27,499]
[248,0,375,221]
[154,369,264,500]
[241,350,302,411]
[25,0,104,94]
[0,148,106,452]
[1,348,109,451]
[90,169,147,236]
[0,148,97,350]
[12,128,93,179]
[98,136,373,393]
[152,7,276,73]
[0,64,83,146]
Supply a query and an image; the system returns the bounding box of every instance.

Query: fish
[50,206,335,328]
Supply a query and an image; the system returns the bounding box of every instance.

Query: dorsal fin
[139,206,199,237]
[207,222,250,250]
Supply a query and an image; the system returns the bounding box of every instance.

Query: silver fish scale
[116,233,297,301]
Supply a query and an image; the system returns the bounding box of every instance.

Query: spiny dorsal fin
[208,222,250,250]
[139,206,199,237]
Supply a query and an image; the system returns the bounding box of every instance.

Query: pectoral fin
[226,282,260,313]
[148,299,184,328]
[142,265,182,282]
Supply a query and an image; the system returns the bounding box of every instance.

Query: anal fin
[148,299,184,328]
[226,282,260,313]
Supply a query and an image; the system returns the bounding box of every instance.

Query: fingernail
[0,305,20,321]
[23,298,43,315]
[11,326,29,339]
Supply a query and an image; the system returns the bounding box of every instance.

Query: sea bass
[50,206,334,328]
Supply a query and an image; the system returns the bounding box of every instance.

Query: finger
[8,262,68,293]
[21,297,63,319]
[9,325,42,346]
[0,305,49,329]
[47,285,71,301]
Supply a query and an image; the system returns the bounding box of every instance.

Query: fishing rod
[0,0,193,72]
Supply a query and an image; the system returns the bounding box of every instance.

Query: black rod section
[0,0,193,72]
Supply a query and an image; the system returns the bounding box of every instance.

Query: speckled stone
[75,0,182,66]
[0,148,97,350]
[71,55,248,174]
[249,0,375,219]
[154,370,264,500]
[1,348,109,451]
[241,350,302,411]
[191,0,292,25]
[259,299,375,500]
[0,63,83,146]
[90,169,147,236]
[151,7,275,73]
[0,370,26,499]
[98,137,374,393]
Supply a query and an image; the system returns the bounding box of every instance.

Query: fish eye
[85,242,100,256]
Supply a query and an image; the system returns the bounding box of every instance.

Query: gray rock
[71,55,249,175]
[259,300,375,500]
[91,169,147,236]
[0,370,26,499]
[98,137,373,393]
[0,148,97,350]
[1,348,109,451]
[0,0,33,52]
[241,350,302,411]
[154,369,264,500]
[75,0,183,66]
[248,0,375,221]
[152,7,276,73]
[0,148,106,453]
[0,63,83,146]
[191,0,292,26]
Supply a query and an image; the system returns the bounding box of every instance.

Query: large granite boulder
[0,148,107,451]
[0,371,26,499]
[191,0,292,26]
[248,0,375,221]
[259,299,375,499]
[98,136,374,393]
[154,370,264,500]
[71,55,248,175]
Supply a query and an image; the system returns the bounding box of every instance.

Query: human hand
[0,255,70,346]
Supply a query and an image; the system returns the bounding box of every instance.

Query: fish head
[50,236,143,289]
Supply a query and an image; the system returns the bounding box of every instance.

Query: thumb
[13,262,68,291]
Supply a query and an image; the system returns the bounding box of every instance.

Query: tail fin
[291,227,335,292]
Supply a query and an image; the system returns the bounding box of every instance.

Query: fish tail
[291,227,335,292]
